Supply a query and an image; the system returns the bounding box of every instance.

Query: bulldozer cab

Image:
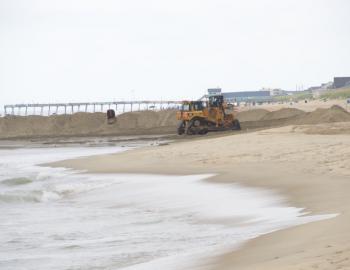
[208,95,224,108]
[181,101,205,112]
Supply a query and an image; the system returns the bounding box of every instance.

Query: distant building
[308,86,321,91]
[205,88,273,103]
[270,89,286,96]
[321,82,333,89]
[333,77,350,88]
[307,81,333,98]
[258,87,287,96]
[222,91,272,103]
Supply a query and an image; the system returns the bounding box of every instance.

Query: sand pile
[294,105,350,125]
[0,110,177,139]
[100,110,177,134]
[236,109,269,122]
[111,111,176,130]
[238,108,306,130]
[237,108,305,122]
[51,113,106,135]
[239,106,350,130]
[0,113,106,138]
[261,108,305,121]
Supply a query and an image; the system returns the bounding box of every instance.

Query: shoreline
[48,124,350,269]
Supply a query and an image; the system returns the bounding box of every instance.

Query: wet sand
[49,122,350,270]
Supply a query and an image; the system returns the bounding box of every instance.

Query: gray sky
[1,0,350,107]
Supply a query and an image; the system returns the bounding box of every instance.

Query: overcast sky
[1,0,349,107]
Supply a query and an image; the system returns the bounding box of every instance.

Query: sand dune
[0,110,177,139]
[1,105,350,139]
[240,105,350,130]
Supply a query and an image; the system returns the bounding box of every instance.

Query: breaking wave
[0,177,33,186]
[0,190,60,203]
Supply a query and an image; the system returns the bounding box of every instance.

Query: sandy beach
[48,120,350,270]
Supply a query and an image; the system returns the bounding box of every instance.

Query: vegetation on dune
[273,92,313,102]
[273,87,350,102]
[320,87,350,100]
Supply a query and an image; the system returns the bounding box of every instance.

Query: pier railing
[3,101,182,116]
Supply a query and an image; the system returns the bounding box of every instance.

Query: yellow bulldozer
[176,94,241,135]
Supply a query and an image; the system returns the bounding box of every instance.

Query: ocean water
[0,146,336,270]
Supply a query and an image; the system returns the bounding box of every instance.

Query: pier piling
[3,101,181,116]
